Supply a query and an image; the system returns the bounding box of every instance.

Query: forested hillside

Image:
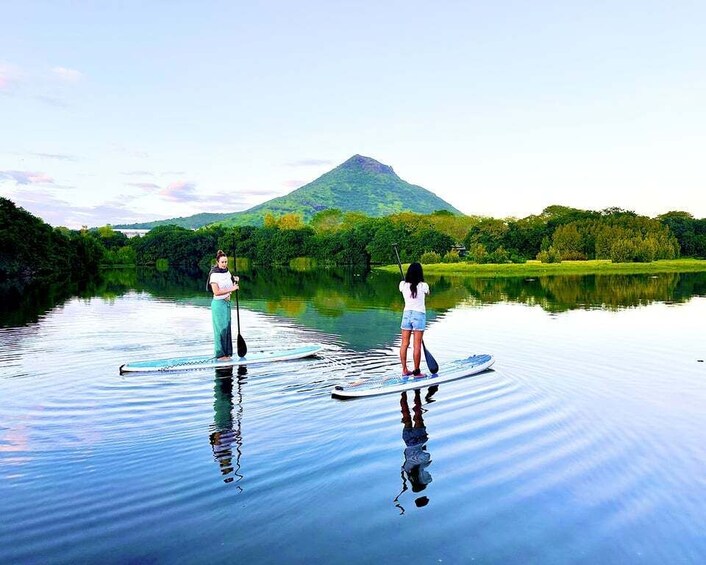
[3,198,706,285]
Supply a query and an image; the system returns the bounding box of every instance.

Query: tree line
[2,198,706,285]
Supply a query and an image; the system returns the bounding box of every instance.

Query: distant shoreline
[378,259,706,277]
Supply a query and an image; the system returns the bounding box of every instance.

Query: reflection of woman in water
[394,388,435,512]
[209,367,246,488]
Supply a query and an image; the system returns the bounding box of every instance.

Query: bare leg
[400,391,411,424]
[400,329,412,374]
[412,330,424,374]
[412,389,424,426]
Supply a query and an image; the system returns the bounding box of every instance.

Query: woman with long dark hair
[399,262,430,376]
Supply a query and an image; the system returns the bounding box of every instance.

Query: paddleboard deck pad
[332,354,494,399]
[120,343,324,373]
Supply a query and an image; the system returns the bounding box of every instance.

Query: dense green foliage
[464,206,686,263]
[3,197,706,293]
[0,198,103,280]
[129,225,220,271]
[111,205,703,269]
[657,211,706,258]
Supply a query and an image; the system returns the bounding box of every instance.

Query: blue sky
[2,1,705,228]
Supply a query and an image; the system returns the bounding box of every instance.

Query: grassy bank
[378,259,706,277]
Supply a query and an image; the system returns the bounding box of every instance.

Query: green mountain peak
[115,155,462,229]
[220,154,462,226]
[338,154,396,176]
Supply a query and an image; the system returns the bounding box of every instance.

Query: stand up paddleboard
[120,343,324,374]
[331,354,494,399]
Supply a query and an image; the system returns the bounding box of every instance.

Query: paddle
[392,244,439,374]
[233,248,247,358]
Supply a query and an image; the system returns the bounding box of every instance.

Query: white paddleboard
[120,343,324,373]
[332,354,495,398]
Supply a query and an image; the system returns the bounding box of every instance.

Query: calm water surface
[1,269,705,564]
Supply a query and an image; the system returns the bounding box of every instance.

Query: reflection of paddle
[393,244,439,374]
[233,249,247,358]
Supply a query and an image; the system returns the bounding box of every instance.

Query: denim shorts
[401,310,426,331]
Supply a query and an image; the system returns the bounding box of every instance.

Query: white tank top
[399,281,429,313]
[210,271,234,300]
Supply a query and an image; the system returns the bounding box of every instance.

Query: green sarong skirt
[211,298,233,358]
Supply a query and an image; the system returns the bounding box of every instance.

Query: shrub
[441,250,461,263]
[610,240,636,263]
[466,243,488,264]
[489,246,511,263]
[557,250,587,260]
[420,251,441,264]
[537,246,562,263]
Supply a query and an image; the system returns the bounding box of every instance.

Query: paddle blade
[423,341,439,374]
[237,334,247,358]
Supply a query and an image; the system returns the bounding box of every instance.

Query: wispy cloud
[287,159,333,167]
[5,189,172,228]
[159,180,199,202]
[52,66,83,82]
[0,170,55,185]
[127,182,160,190]
[121,170,155,177]
[30,152,77,162]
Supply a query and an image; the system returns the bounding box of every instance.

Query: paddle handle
[392,243,404,280]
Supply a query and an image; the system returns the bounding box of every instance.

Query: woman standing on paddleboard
[208,250,239,360]
[399,262,429,377]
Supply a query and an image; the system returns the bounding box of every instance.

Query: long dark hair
[405,262,424,298]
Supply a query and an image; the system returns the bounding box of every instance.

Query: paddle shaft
[233,247,247,357]
[392,244,404,279]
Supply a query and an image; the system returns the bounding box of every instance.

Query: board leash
[159,356,219,372]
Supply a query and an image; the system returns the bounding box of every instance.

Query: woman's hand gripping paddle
[233,250,247,358]
[392,244,439,374]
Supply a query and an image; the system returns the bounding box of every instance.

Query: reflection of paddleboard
[120,343,323,374]
[332,354,495,399]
